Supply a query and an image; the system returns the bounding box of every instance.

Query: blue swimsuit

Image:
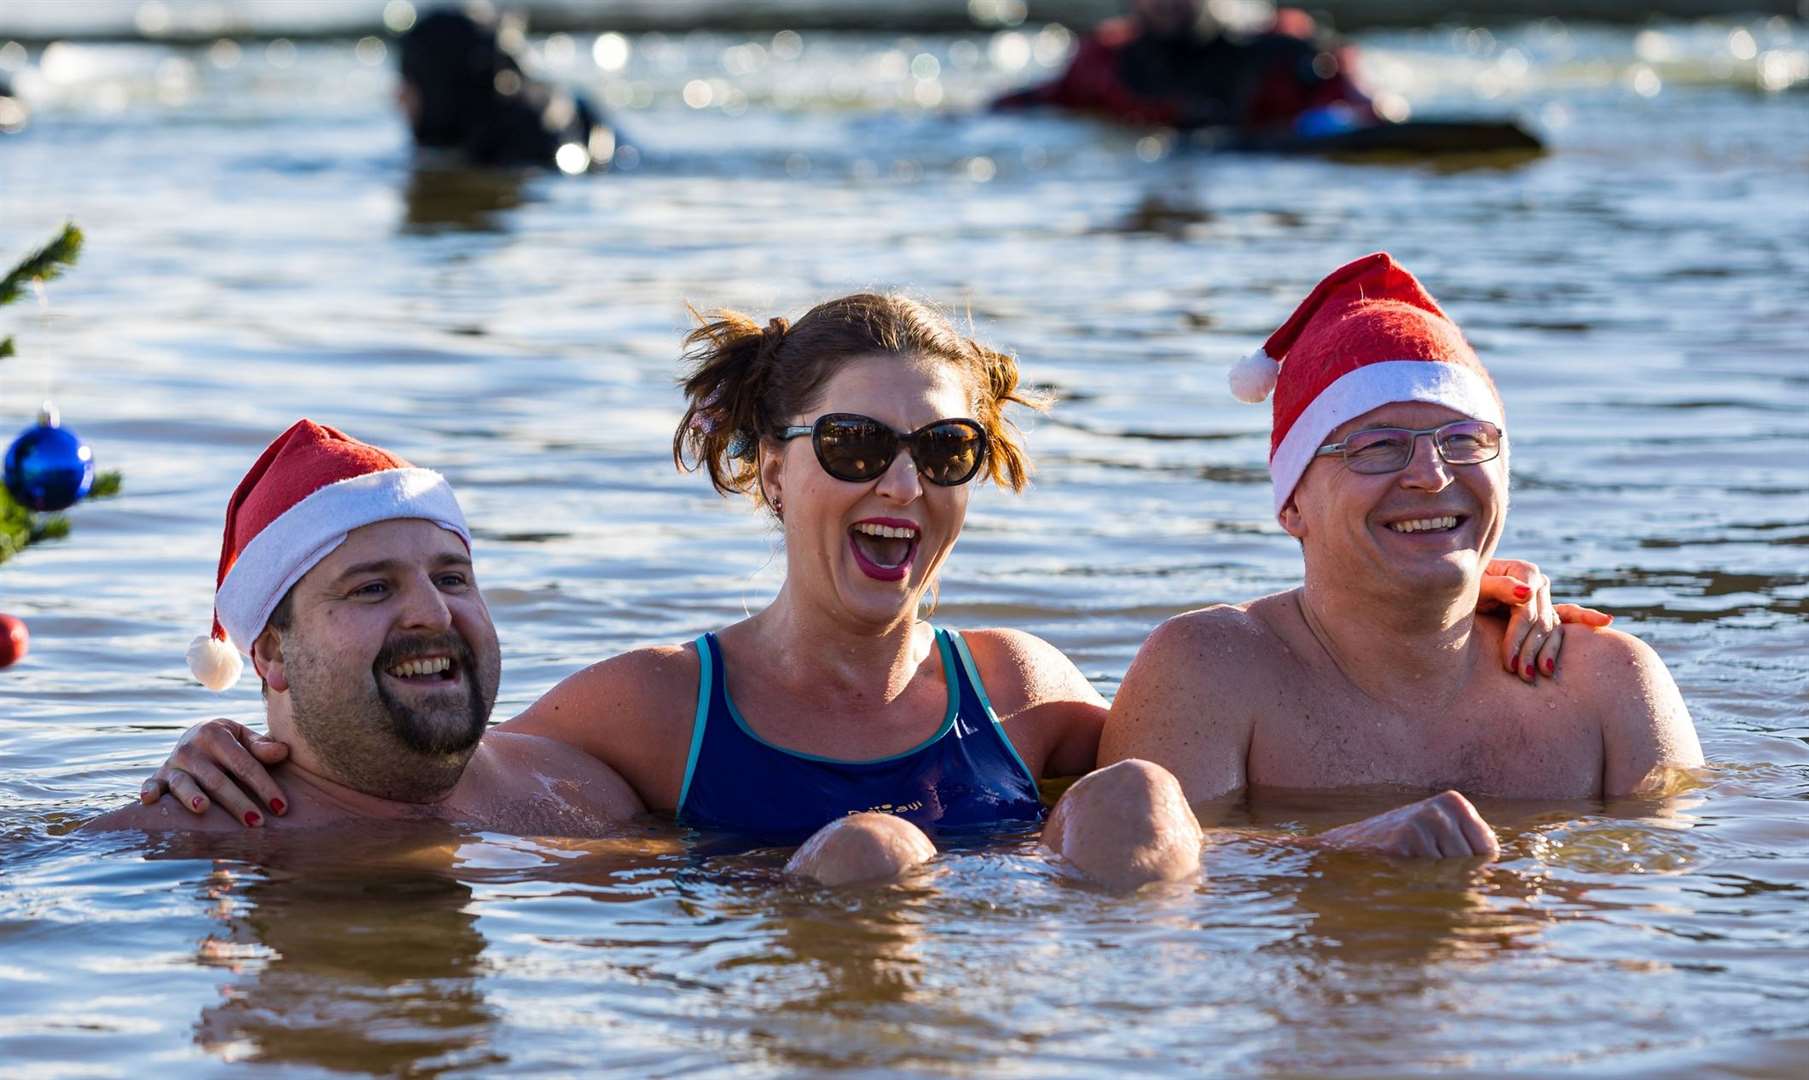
[676,628,1044,840]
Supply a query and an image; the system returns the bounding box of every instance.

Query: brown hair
[673,293,1046,508]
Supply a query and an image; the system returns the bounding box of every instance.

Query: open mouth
[382,654,461,686]
[1384,514,1465,535]
[848,519,920,582]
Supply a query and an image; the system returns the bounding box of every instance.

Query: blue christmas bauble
[4,417,94,512]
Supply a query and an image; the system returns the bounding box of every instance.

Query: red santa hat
[186,420,470,690]
[1227,252,1504,516]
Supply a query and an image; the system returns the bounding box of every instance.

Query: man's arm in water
[1100,605,1261,806]
[1574,628,1704,797]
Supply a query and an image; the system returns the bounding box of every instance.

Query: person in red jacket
[993,0,1376,136]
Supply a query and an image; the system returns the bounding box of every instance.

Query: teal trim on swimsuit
[949,630,1038,790]
[718,627,961,765]
[675,635,713,820]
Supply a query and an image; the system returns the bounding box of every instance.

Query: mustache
[372,631,475,674]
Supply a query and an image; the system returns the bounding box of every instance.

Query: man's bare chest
[1244,679,1605,799]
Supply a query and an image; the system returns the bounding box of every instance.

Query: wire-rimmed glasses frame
[1313,419,1505,475]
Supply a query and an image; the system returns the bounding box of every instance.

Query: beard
[286,627,500,802]
[372,631,490,756]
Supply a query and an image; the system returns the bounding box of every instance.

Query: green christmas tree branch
[0,223,83,308]
[2,222,118,568]
[0,472,120,567]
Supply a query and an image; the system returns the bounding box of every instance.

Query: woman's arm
[498,644,700,812]
[962,628,1107,777]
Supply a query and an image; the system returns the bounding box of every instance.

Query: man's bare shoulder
[1549,625,1703,788]
[477,730,646,821]
[83,796,246,833]
[1139,593,1297,682]
[1552,625,1677,697]
[1100,594,1301,800]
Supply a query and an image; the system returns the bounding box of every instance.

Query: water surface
[2,13,1807,1076]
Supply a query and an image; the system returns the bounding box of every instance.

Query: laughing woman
[525,296,1104,877]
[138,293,1576,885]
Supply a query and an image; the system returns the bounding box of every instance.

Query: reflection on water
[401,165,528,234]
[195,867,501,1073]
[0,10,1805,1078]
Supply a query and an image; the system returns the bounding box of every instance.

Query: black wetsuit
[399,9,618,170]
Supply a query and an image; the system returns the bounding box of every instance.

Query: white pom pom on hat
[1228,348,1281,403]
[187,632,244,691]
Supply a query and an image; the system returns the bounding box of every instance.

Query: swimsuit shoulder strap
[941,627,1038,788]
[676,633,719,811]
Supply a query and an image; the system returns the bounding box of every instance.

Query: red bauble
[0,613,27,669]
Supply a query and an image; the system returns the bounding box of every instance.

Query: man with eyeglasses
[1086,253,1703,857]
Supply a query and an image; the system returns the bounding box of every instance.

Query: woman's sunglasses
[776,413,989,487]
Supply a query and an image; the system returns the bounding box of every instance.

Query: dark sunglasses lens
[914,422,985,485]
[815,416,897,481]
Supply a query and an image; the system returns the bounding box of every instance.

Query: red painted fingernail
[191,797,205,811]
[1523,663,1535,678]
[269,798,286,815]
[244,810,262,827]
[1542,658,1554,675]
[1513,586,1531,600]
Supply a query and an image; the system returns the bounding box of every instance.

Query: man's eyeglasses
[1314,419,1504,475]
[776,413,989,487]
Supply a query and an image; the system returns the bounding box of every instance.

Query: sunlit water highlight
[1,13,1806,1076]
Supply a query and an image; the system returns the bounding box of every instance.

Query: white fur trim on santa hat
[187,633,245,691]
[1229,348,1281,404]
[1269,359,1505,516]
[213,467,469,655]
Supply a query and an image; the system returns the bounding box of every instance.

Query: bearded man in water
[1060,253,1703,860]
[87,420,641,835]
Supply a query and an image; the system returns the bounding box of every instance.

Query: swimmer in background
[0,72,28,135]
[86,420,643,835]
[992,0,1376,137]
[1068,253,1704,861]
[136,296,1592,888]
[398,6,620,172]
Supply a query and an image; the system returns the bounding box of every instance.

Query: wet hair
[398,8,608,169]
[673,293,1047,508]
